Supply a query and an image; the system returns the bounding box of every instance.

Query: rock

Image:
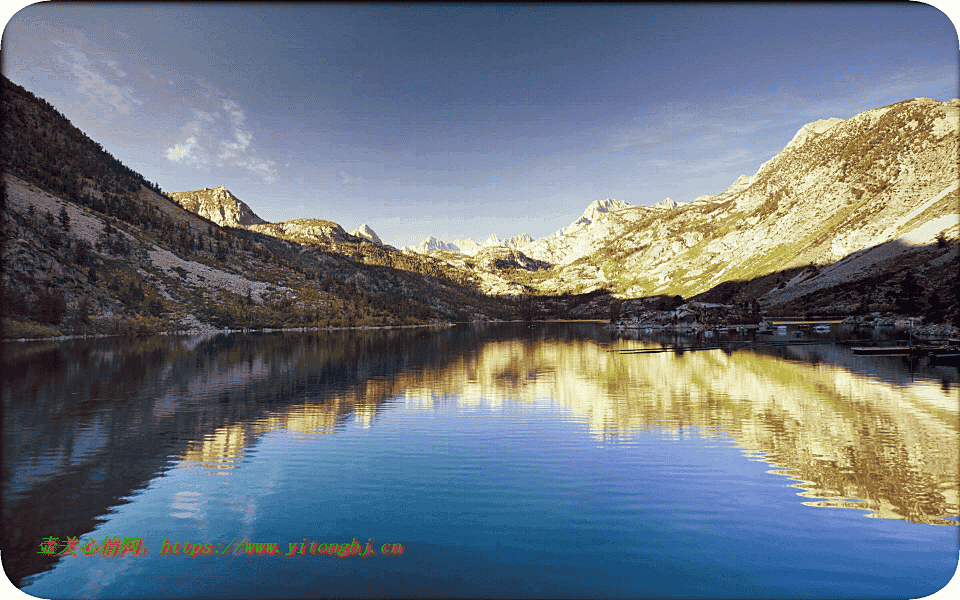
[169,186,267,228]
[247,219,352,244]
[522,98,959,303]
[406,231,535,256]
[350,223,383,245]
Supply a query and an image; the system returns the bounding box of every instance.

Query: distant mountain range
[2,70,957,337]
[404,232,534,255]
[405,99,959,316]
[170,186,395,249]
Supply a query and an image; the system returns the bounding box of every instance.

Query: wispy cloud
[218,130,252,161]
[165,137,199,162]
[52,38,141,114]
[164,120,210,165]
[192,109,219,123]
[100,57,126,78]
[236,157,278,184]
[339,171,367,185]
[648,148,768,178]
[222,99,246,126]
[162,95,278,183]
[610,65,958,166]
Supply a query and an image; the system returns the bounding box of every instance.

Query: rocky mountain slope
[169,186,267,228]
[170,186,396,250]
[350,223,385,246]
[2,70,957,337]
[398,97,957,321]
[576,97,959,309]
[500,99,957,319]
[0,75,520,338]
[165,187,542,297]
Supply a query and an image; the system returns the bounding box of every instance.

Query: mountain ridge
[2,71,958,337]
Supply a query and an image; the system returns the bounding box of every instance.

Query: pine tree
[60,206,70,231]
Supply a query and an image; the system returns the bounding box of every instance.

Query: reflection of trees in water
[0,326,477,586]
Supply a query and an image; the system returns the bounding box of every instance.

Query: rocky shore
[608,301,958,340]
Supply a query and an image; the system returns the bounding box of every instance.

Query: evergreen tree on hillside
[59,206,70,231]
[891,273,923,315]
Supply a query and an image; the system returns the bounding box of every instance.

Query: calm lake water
[3,322,958,598]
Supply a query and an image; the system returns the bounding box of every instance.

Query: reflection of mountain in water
[398,331,957,526]
[3,324,956,584]
[1,327,474,586]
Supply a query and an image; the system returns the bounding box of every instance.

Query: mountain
[522,98,959,316]
[522,198,634,266]
[246,218,354,245]
[165,192,545,297]
[170,188,390,249]
[406,236,464,253]
[350,223,384,246]
[406,231,534,255]
[2,70,957,337]
[0,75,517,339]
[169,186,267,228]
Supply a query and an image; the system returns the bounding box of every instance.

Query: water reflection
[2,323,957,587]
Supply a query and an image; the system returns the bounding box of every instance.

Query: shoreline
[606,320,958,340]
[0,320,457,343]
[3,317,956,343]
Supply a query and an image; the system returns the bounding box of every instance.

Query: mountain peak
[170,187,267,228]
[350,223,383,245]
[586,198,630,214]
[656,198,677,209]
[578,198,631,224]
[405,231,535,255]
[784,117,844,153]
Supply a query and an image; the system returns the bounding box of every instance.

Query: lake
[3,322,958,598]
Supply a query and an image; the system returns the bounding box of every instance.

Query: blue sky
[3,3,958,248]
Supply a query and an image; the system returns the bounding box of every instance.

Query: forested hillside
[0,76,518,339]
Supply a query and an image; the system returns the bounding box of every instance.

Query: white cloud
[218,130,252,160]
[71,63,141,114]
[235,131,252,149]
[164,95,277,181]
[165,137,198,162]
